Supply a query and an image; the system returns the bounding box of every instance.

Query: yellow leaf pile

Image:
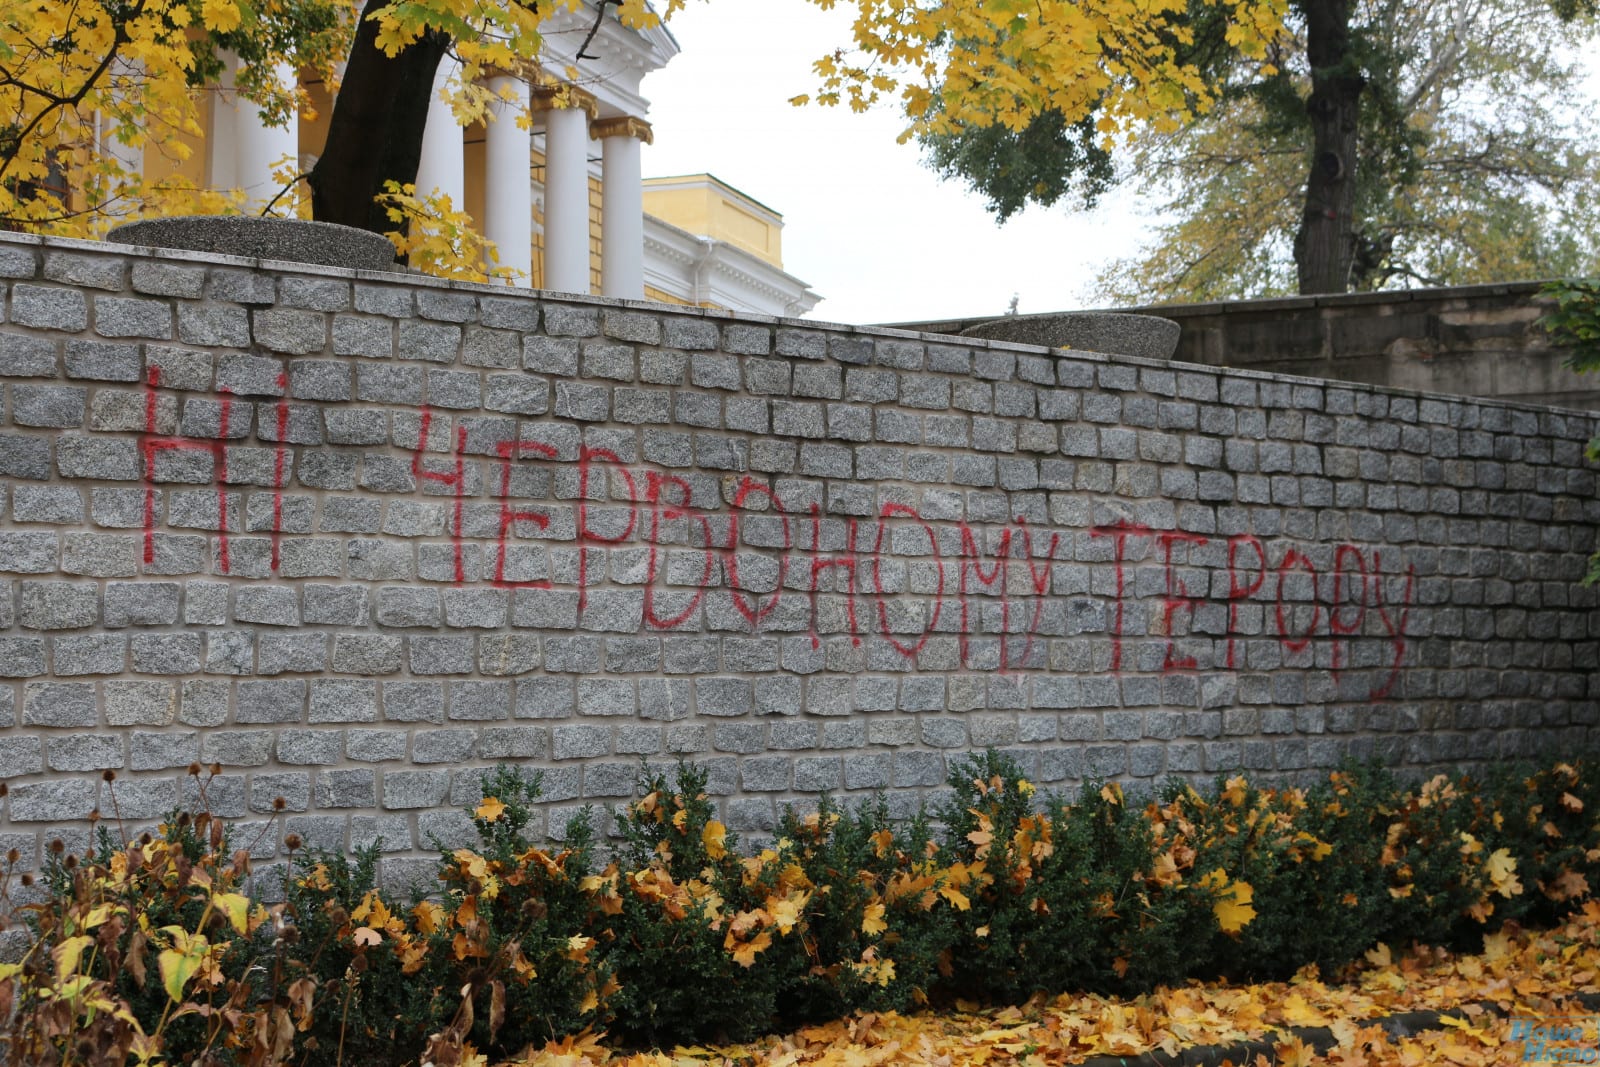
[496,900,1600,1066]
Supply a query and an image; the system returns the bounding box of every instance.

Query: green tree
[925,0,1600,301]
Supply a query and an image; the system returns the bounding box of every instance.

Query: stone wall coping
[7,230,1595,422]
[895,279,1557,333]
[1138,279,1553,318]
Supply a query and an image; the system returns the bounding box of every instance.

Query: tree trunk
[307,0,448,238]
[1293,0,1365,294]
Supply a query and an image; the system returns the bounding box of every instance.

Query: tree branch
[576,0,617,60]
[0,0,145,188]
[260,172,314,216]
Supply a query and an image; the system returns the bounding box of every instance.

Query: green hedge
[2,753,1597,1065]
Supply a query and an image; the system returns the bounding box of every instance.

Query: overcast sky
[639,1,1151,327]
[639,3,1600,328]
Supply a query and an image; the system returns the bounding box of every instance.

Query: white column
[483,74,533,285]
[594,116,651,300]
[415,56,465,208]
[207,56,240,192]
[541,101,593,294]
[101,59,143,200]
[213,54,300,211]
[237,61,300,210]
[102,116,143,186]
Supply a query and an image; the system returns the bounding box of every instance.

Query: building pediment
[537,1,680,121]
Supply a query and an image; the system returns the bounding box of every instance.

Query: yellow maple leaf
[413,900,446,935]
[1292,832,1333,862]
[702,819,728,860]
[1486,848,1523,898]
[1546,868,1590,901]
[939,884,972,911]
[1280,993,1328,1027]
[1221,776,1249,806]
[475,796,507,822]
[1274,1036,1317,1067]
[299,865,333,892]
[1482,929,1512,961]
[1200,871,1256,933]
[728,929,773,967]
[453,849,489,880]
[198,0,240,32]
[351,889,384,925]
[767,893,808,934]
[1150,851,1182,886]
[862,902,888,936]
[967,812,995,859]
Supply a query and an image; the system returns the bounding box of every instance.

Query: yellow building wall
[299,77,334,183]
[141,91,210,188]
[590,173,603,294]
[645,286,692,306]
[642,176,783,268]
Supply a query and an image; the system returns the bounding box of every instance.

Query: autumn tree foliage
[0,0,1291,272]
[925,0,1600,300]
[0,0,350,227]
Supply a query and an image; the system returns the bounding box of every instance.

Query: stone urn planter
[107,216,400,272]
[961,311,1181,360]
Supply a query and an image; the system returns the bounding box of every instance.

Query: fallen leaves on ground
[499,900,1600,1067]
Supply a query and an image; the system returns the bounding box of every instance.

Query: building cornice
[537,2,679,121]
[643,214,821,318]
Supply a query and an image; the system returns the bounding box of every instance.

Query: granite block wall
[898,280,1600,410]
[0,232,1597,891]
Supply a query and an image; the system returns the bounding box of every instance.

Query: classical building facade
[136,6,820,317]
